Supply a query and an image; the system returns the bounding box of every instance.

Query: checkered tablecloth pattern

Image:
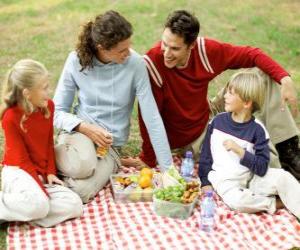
[7,162,300,249]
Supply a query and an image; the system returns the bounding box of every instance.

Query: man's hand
[76,122,113,147]
[280,76,299,117]
[223,139,245,158]
[47,174,64,186]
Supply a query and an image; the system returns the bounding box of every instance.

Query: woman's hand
[76,122,113,147]
[47,174,64,186]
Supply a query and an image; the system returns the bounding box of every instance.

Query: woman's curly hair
[76,10,133,71]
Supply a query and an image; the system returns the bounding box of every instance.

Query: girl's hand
[47,174,64,186]
[223,139,245,158]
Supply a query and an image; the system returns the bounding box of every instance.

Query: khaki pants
[0,167,83,227]
[179,69,299,168]
[55,132,121,203]
[208,168,300,219]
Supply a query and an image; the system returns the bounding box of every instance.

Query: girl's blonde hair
[228,68,266,113]
[0,59,50,131]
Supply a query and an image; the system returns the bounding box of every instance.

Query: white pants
[209,168,300,218]
[55,132,120,203]
[0,167,83,227]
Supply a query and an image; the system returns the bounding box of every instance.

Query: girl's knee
[24,194,50,220]
[62,191,83,217]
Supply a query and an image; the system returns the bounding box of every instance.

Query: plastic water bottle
[180,151,194,178]
[200,190,216,232]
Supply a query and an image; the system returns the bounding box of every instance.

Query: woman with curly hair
[53,10,173,203]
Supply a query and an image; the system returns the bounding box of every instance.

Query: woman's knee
[55,139,98,179]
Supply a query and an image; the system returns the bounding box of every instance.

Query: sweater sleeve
[199,121,214,187]
[46,100,57,176]
[206,38,289,83]
[240,126,270,177]
[138,71,164,168]
[134,57,172,171]
[1,113,47,195]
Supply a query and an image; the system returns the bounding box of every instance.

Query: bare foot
[120,157,146,170]
[276,198,285,209]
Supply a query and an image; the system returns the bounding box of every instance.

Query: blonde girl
[0,59,82,227]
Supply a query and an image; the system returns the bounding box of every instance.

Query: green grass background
[1,0,300,248]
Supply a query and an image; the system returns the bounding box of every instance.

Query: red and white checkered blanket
[7,164,300,249]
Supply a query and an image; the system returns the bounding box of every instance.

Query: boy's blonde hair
[228,69,265,113]
[0,59,50,130]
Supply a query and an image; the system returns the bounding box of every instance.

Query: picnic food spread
[110,166,201,219]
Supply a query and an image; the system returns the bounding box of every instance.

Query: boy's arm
[199,122,214,187]
[224,127,270,177]
[207,38,299,115]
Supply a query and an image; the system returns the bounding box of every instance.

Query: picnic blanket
[7,163,300,250]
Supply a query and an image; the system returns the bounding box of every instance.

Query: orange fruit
[140,167,153,178]
[138,175,152,189]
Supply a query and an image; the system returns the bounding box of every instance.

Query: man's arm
[206,38,299,116]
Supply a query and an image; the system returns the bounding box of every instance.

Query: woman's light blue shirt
[53,50,172,169]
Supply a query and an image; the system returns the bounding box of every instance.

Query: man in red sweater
[138,10,300,179]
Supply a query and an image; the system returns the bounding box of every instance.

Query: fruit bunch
[154,180,200,204]
[114,176,133,188]
[138,167,153,188]
[112,168,155,202]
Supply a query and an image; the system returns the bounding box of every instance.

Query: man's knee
[55,133,98,179]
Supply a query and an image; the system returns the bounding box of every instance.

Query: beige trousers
[209,168,300,219]
[55,132,121,203]
[0,167,83,227]
[180,69,299,168]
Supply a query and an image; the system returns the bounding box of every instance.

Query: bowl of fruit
[110,168,157,203]
[153,166,200,219]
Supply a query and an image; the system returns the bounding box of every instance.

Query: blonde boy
[199,70,300,218]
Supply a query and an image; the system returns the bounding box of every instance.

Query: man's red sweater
[139,37,289,167]
[1,100,56,195]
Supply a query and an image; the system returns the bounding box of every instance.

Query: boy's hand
[47,174,64,186]
[223,139,245,158]
[201,185,213,195]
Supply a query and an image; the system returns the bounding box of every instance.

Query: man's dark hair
[164,10,200,45]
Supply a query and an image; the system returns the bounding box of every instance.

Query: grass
[1,0,300,248]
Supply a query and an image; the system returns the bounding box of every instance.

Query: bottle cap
[185,151,193,158]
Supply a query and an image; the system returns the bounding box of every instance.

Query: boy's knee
[223,190,247,211]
